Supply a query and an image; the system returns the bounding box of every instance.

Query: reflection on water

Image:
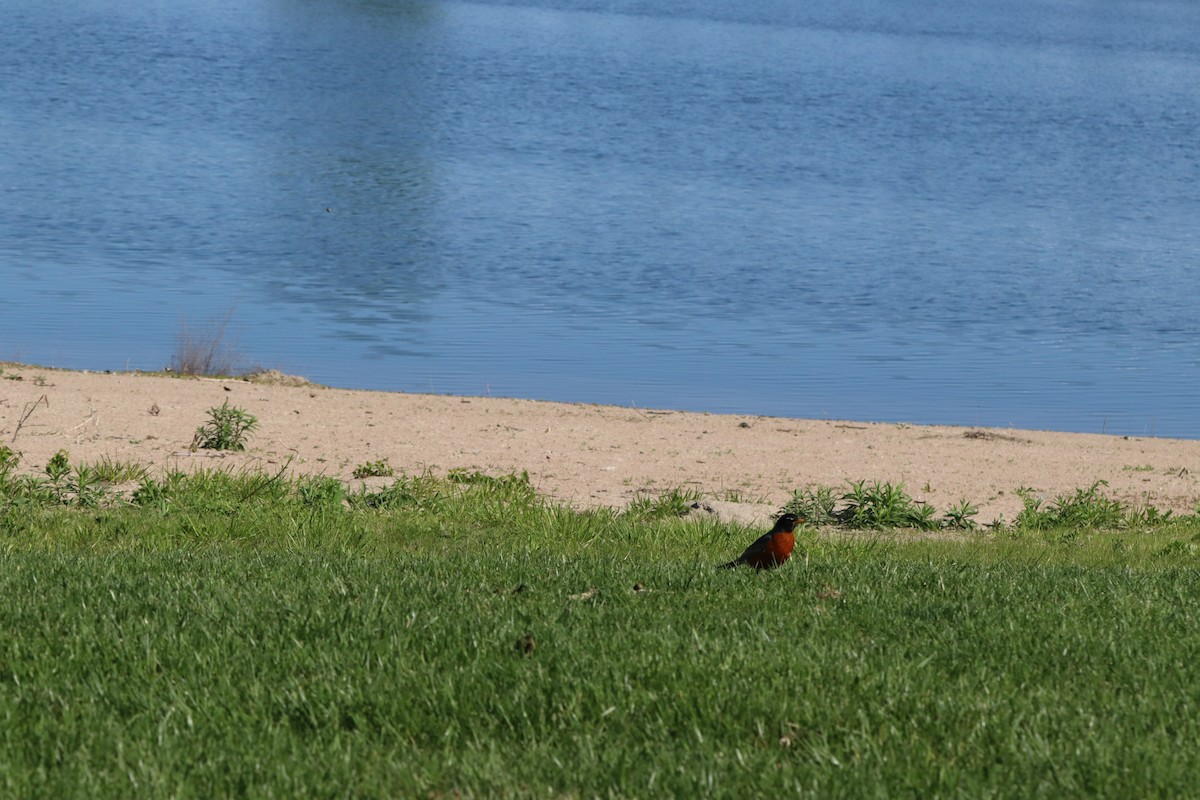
[2,0,1200,437]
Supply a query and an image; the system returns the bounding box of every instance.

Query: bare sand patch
[3,362,1198,526]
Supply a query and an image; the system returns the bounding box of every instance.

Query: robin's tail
[717,558,740,570]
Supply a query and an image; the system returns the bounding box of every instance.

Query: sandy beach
[2,362,1198,526]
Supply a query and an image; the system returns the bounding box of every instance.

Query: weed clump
[623,487,703,520]
[353,459,395,479]
[298,476,346,509]
[1014,480,1139,530]
[0,450,115,508]
[191,401,258,452]
[785,481,973,531]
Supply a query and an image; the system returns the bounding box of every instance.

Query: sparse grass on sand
[3,454,1200,798]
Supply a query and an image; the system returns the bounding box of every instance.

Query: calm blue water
[3,0,1199,436]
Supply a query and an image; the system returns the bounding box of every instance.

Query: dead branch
[11,394,49,442]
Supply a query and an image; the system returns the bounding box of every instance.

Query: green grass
[3,459,1200,797]
[624,486,704,520]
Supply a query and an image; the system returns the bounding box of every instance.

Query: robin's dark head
[775,513,801,531]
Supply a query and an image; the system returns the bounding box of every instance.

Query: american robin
[718,513,802,570]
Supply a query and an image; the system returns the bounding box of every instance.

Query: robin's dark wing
[717,532,772,569]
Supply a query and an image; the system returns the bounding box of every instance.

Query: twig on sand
[57,409,99,442]
[11,394,49,442]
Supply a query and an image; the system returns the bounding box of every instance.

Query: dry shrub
[171,309,245,377]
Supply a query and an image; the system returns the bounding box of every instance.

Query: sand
[2,362,1198,526]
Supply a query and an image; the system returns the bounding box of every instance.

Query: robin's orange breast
[747,532,794,569]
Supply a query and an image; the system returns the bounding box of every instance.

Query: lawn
[2,458,1199,797]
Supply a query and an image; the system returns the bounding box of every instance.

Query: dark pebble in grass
[632,582,645,593]
[516,633,535,656]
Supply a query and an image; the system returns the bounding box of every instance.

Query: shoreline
[3,362,1199,525]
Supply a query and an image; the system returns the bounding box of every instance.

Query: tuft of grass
[344,469,540,522]
[785,484,839,526]
[131,476,171,514]
[191,401,259,452]
[1013,480,1158,531]
[789,481,943,530]
[447,468,536,500]
[786,480,1165,534]
[349,472,449,512]
[623,487,703,520]
[0,444,19,473]
[352,458,395,479]
[943,498,980,530]
[0,450,117,508]
[837,480,940,530]
[714,488,769,504]
[87,456,149,484]
[297,476,346,510]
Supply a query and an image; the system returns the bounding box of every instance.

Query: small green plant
[786,482,979,531]
[447,469,537,506]
[836,480,939,530]
[1054,529,1081,546]
[943,499,979,530]
[351,473,450,512]
[0,445,18,473]
[24,450,110,507]
[68,464,105,508]
[353,458,395,479]
[1157,539,1194,557]
[45,450,70,484]
[785,485,839,526]
[351,469,538,514]
[1125,504,1174,527]
[132,477,171,514]
[910,502,939,529]
[1016,481,1126,530]
[1012,481,1176,531]
[716,488,768,504]
[624,487,702,520]
[89,456,149,484]
[192,401,259,451]
[298,476,346,509]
